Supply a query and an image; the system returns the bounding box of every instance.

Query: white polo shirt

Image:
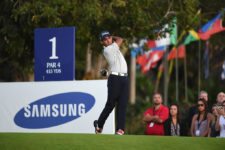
[103,42,127,74]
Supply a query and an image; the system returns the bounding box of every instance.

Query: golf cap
[99,31,111,41]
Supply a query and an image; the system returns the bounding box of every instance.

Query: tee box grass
[0,133,224,150]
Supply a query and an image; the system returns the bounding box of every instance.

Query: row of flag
[133,9,225,74]
[136,45,185,73]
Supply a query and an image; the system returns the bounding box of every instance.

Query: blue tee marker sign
[35,27,75,81]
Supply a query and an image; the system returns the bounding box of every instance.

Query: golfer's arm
[112,36,123,46]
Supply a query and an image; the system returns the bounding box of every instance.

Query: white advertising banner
[0,80,115,134]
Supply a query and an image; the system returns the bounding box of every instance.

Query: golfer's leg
[116,77,129,131]
[98,75,119,128]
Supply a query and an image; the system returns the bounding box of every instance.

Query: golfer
[94,31,128,135]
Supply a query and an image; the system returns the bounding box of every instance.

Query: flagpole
[184,48,188,102]
[154,64,163,92]
[198,40,201,94]
[164,47,169,105]
[175,45,179,102]
[198,16,202,94]
[204,40,209,79]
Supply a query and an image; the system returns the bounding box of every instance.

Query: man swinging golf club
[94,31,129,135]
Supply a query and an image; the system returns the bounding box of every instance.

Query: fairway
[0,133,225,150]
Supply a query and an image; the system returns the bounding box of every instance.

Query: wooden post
[130,55,136,105]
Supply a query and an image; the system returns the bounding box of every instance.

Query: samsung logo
[23,103,85,118]
[14,92,95,129]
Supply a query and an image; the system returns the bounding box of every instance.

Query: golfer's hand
[100,69,108,77]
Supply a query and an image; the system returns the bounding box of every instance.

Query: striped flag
[184,29,200,45]
[137,46,167,73]
[147,32,171,49]
[198,12,225,40]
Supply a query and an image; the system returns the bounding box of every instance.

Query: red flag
[208,19,225,34]
[137,54,148,67]
[147,40,157,49]
[198,13,225,40]
[142,51,165,73]
[167,45,186,60]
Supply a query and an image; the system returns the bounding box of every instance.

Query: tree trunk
[95,54,105,78]
[85,43,92,73]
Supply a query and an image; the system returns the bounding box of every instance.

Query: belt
[111,72,128,76]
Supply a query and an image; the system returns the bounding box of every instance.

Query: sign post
[34,27,75,81]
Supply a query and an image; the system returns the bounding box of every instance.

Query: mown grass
[0,133,224,150]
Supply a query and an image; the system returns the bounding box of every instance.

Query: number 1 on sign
[49,37,59,59]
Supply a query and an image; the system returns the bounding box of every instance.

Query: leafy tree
[0,0,187,81]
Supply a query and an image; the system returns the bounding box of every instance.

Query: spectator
[164,104,185,136]
[208,104,220,137]
[199,91,209,101]
[143,93,169,135]
[190,98,210,137]
[216,92,225,104]
[215,103,225,137]
[187,91,208,131]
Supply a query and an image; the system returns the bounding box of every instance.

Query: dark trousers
[98,74,128,131]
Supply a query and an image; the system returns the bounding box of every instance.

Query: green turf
[0,133,224,150]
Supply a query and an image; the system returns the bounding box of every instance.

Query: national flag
[137,53,148,67]
[183,29,200,45]
[151,46,167,51]
[146,32,171,49]
[142,51,165,73]
[147,18,177,49]
[198,12,225,40]
[137,46,167,67]
[131,47,143,58]
[141,46,167,73]
[170,17,177,45]
[139,39,147,47]
[137,50,165,73]
[221,60,225,80]
[167,45,186,60]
